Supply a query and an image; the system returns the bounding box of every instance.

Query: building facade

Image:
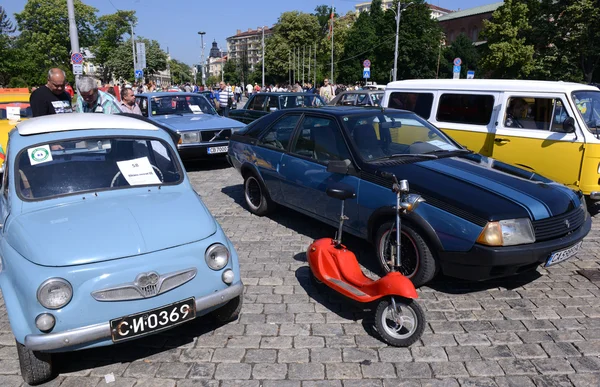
[355,1,452,18]
[226,27,273,71]
[437,2,504,44]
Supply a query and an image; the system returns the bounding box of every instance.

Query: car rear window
[387,92,434,119]
[436,93,495,125]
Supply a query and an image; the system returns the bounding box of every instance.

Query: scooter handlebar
[378,171,399,185]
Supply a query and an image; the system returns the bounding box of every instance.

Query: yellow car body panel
[0,90,31,167]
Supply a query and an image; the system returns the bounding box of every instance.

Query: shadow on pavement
[424,269,542,294]
[183,158,231,173]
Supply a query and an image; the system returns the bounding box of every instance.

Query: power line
[333,33,395,66]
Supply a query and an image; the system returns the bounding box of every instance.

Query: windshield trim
[571,89,600,134]
[15,135,185,203]
[150,95,217,117]
[342,111,466,163]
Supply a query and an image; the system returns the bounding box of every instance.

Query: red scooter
[307,173,426,347]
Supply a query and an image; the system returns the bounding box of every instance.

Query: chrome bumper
[24,282,243,351]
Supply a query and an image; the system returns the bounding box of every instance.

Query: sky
[3,0,496,66]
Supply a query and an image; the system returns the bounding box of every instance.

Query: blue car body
[228,107,591,282]
[0,114,243,355]
[135,92,245,160]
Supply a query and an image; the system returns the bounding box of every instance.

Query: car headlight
[205,243,229,270]
[37,278,73,309]
[477,218,535,246]
[181,131,200,144]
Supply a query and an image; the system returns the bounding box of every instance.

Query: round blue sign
[453,57,462,66]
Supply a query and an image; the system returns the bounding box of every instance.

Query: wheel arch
[240,162,275,202]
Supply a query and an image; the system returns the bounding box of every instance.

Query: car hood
[7,190,217,267]
[366,154,580,222]
[152,114,245,132]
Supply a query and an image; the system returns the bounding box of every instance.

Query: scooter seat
[331,249,372,288]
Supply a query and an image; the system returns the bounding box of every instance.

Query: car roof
[138,92,201,97]
[252,92,318,96]
[278,106,407,115]
[386,79,599,93]
[16,113,158,136]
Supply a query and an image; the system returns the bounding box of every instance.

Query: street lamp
[198,31,206,87]
[261,26,267,88]
[392,1,414,82]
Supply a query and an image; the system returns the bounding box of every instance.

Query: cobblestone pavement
[1,160,599,387]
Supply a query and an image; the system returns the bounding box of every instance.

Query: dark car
[229,92,326,124]
[329,90,384,107]
[227,107,591,287]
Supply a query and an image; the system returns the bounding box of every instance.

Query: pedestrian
[29,68,73,117]
[246,83,252,98]
[74,75,121,114]
[218,81,233,117]
[319,78,336,103]
[106,86,117,98]
[119,86,143,115]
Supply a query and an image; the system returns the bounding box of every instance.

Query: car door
[279,115,360,230]
[136,96,149,117]
[492,93,584,188]
[251,114,303,203]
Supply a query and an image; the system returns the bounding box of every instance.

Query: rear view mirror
[269,107,278,112]
[327,159,352,174]
[561,117,576,133]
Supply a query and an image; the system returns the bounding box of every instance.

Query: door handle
[494,138,510,144]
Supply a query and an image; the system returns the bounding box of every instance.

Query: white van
[382,79,600,199]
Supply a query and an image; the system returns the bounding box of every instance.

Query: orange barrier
[0,88,29,94]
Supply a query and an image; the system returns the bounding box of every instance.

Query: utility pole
[261,26,265,88]
[130,22,137,81]
[314,43,317,86]
[289,50,291,86]
[308,46,311,86]
[393,1,413,82]
[302,46,305,85]
[198,31,206,86]
[66,0,81,84]
[330,2,334,84]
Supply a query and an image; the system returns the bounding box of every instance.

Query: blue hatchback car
[135,92,245,160]
[228,107,591,287]
[0,114,243,385]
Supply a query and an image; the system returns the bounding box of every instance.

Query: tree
[105,37,167,83]
[14,0,98,86]
[479,0,536,79]
[313,5,339,34]
[0,6,17,86]
[223,58,240,84]
[92,10,137,83]
[442,33,479,79]
[168,58,191,84]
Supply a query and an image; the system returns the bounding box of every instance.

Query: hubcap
[245,177,262,208]
[381,302,418,340]
[379,229,419,278]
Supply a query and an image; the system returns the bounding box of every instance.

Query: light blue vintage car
[0,113,243,385]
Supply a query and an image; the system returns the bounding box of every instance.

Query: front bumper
[24,281,243,352]
[439,216,592,281]
[177,141,229,160]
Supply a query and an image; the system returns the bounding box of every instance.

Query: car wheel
[16,340,53,385]
[244,174,274,216]
[375,221,437,287]
[212,296,243,323]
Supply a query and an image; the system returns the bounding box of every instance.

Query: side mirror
[561,117,576,133]
[326,159,352,175]
[269,107,278,112]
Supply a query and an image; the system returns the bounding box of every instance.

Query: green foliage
[223,59,240,84]
[0,6,17,86]
[169,58,192,84]
[7,77,27,88]
[14,0,98,86]
[206,75,219,88]
[442,33,479,79]
[313,5,338,34]
[105,38,167,83]
[92,10,137,83]
[0,6,16,34]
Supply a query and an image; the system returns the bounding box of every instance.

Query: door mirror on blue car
[327,159,352,175]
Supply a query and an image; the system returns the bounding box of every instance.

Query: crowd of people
[27,66,378,120]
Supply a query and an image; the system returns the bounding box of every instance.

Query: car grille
[201,129,232,143]
[532,207,585,242]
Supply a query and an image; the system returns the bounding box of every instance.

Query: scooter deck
[327,278,367,297]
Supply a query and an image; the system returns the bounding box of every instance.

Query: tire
[243,174,274,216]
[212,296,243,323]
[375,221,436,287]
[16,340,53,386]
[374,297,425,347]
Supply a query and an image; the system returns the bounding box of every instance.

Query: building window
[472,27,479,41]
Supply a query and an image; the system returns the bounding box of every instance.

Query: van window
[504,97,571,131]
[388,92,434,119]
[437,94,495,125]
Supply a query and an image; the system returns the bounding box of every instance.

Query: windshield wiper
[426,148,472,155]
[382,153,438,160]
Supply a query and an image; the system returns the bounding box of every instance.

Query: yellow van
[382,79,600,199]
[0,88,31,169]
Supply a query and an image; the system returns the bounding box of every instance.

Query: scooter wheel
[374,297,425,347]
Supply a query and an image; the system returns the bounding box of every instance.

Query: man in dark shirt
[29,68,73,117]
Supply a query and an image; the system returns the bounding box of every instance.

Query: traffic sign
[135,69,144,79]
[467,70,475,79]
[363,68,371,79]
[453,57,462,66]
[71,52,83,64]
[363,59,371,68]
[453,65,461,73]
[72,63,83,75]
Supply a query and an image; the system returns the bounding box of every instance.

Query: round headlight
[205,243,230,271]
[37,278,73,310]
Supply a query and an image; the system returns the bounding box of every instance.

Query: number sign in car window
[259,115,300,150]
[436,93,494,125]
[292,116,351,163]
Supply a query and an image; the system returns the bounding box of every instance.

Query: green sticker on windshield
[27,145,53,166]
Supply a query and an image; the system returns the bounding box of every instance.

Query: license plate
[110,298,196,342]
[545,241,583,267]
[208,146,228,154]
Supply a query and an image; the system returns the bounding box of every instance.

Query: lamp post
[261,26,266,88]
[197,31,206,87]
[392,1,414,82]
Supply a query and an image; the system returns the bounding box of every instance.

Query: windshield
[150,95,216,116]
[0,102,32,120]
[572,90,600,132]
[342,112,462,161]
[279,95,326,109]
[16,137,182,200]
